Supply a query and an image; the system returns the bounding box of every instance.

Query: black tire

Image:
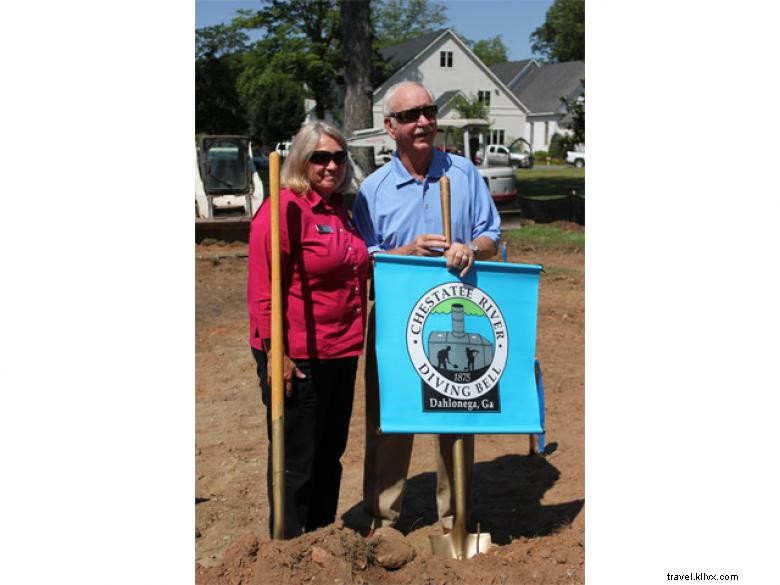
[574,158,584,168]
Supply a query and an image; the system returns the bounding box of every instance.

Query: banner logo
[405,282,508,412]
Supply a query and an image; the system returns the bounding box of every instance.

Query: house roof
[379,29,447,72]
[511,61,584,115]
[376,29,530,114]
[489,59,537,88]
[434,89,464,111]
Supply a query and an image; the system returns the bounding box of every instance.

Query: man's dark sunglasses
[308,150,348,165]
[389,104,438,124]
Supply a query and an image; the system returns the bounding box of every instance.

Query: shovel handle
[440,176,451,246]
[269,151,285,539]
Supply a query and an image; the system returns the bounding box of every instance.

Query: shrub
[548,132,576,160]
[534,150,549,164]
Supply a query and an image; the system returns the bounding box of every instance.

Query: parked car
[478,138,534,169]
[566,150,585,168]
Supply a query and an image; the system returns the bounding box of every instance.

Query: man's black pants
[252,348,356,538]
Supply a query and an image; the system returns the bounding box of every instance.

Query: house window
[478,90,491,106]
[490,129,505,145]
[440,51,453,68]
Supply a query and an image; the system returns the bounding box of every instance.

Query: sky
[195,0,554,61]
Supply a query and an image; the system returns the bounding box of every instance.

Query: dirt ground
[195,222,584,585]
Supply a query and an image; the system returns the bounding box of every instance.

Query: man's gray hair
[382,81,436,117]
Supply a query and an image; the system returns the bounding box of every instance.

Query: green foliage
[196,23,249,59]
[238,70,305,145]
[533,150,548,164]
[470,35,508,66]
[454,95,488,119]
[373,0,448,48]
[530,0,584,62]
[548,132,577,160]
[560,80,585,145]
[196,24,250,134]
[232,1,342,119]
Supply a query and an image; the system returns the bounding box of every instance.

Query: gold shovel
[429,176,493,559]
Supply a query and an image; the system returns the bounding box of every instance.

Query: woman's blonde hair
[281,121,353,195]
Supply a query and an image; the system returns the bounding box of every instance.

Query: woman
[247,121,370,538]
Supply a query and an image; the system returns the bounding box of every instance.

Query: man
[352,80,501,534]
[437,345,452,370]
[465,347,478,372]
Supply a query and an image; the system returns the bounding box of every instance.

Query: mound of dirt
[196,520,584,585]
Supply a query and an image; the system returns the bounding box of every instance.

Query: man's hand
[444,241,476,277]
[404,234,448,256]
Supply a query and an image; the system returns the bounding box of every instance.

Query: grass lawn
[515,166,585,199]
[502,223,584,250]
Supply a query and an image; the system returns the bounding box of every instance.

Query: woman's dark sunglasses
[389,104,438,124]
[308,150,348,165]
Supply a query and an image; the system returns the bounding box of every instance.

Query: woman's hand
[281,354,306,397]
[264,343,307,397]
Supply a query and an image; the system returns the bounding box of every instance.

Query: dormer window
[440,51,453,68]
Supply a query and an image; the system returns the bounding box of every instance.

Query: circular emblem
[406,282,508,400]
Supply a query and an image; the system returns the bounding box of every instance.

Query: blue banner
[374,255,543,434]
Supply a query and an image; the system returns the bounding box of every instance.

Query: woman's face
[305,134,347,199]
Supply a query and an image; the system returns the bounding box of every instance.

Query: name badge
[315,224,333,234]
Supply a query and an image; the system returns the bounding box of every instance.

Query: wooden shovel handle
[269,151,285,539]
[440,176,452,246]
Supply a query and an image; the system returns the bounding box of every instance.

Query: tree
[340,0,375,175]
[448,95,489,152]
[239,70,306,145]
[373,0,448,48]
[233,1,342,120]
[561,80,585,145]
[530,0,584,63]
[454,95,488,120]
[195,24,250,135]
[470,35,508,67]
[196,23,248,60]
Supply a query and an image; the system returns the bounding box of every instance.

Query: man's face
[384,84,437,157]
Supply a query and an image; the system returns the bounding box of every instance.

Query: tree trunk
[340,0,375,178]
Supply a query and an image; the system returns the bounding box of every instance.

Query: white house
[491,59,585,152]
[373,29,529,148]
[373,28,584,154]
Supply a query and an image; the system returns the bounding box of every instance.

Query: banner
[374,255,543,434]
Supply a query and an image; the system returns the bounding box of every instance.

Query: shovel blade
[429,532,493,560]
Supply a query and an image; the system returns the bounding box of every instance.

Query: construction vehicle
[195,135,265,242]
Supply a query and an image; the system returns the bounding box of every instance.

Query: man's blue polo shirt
[352,149,501,255]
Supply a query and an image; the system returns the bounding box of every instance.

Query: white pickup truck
[479,138,534,169]
[566,150,585,168]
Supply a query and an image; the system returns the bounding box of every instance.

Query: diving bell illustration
[427,303,493,380]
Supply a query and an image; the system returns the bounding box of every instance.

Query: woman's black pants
[252,348,357,538]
